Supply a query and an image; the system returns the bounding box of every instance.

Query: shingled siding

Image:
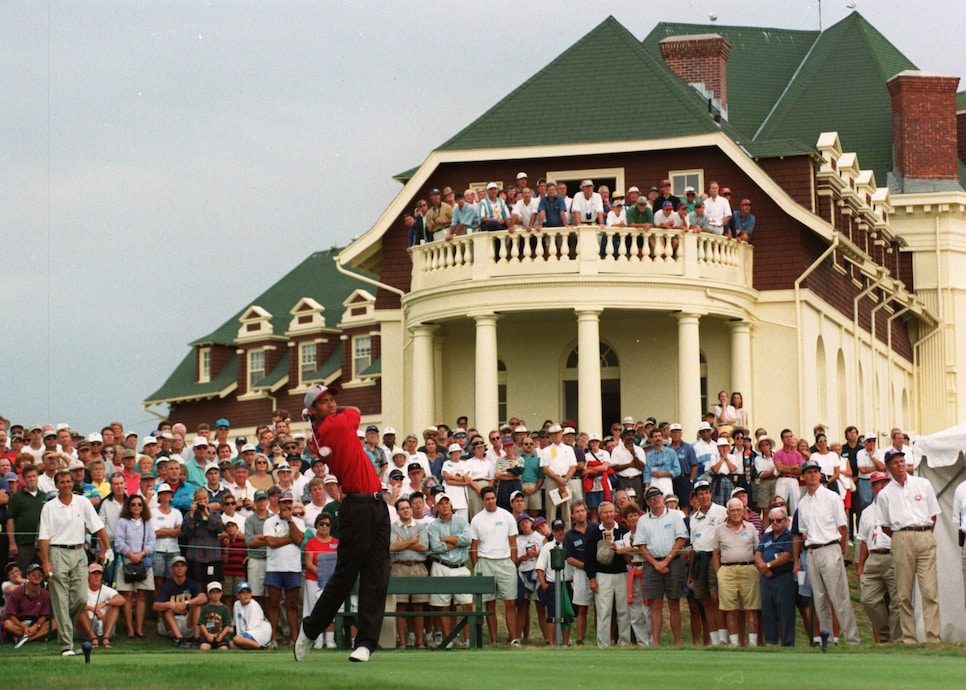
[168,396,274,433]
[798,232,913,363]
[758,157,815,213]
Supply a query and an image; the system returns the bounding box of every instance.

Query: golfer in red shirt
[294,384,390,663]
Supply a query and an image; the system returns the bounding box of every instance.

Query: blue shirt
[670,441,698,477]
[428,513,471,564]
[644,446,681,483]
[450,202,479,231]
[732,212,755,235]
[538,195,567,227]
[756,528,794,576]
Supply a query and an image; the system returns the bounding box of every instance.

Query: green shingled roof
[145,249,373,404]
[750,13,915,182]
[436,16,721,152]
[190,248,373,347]
[644,13,917,182]
[359,356,381,378]
[957,91,966,109]
[427,12,920,184]
[642,22,818,137]
[145,352,239,405]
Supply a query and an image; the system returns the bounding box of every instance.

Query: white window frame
[352,335,372,379]
[198,347,211,383]
[248,349,266,389]
[299,342,317,383]
[668,169,704,198]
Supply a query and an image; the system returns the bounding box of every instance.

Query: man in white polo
[38,469,111,655]
[539,424,577,525]
[793,459,860,646]
[876,449,941,643]
[470,486,518,645]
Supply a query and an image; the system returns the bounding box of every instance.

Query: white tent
[912,423,966,642]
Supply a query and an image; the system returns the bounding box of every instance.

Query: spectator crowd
[405,175,756,249]
[1,398,960,653]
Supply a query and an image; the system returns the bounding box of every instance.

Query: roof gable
[751,12,916,181]
[437,16,720,152]
[190,248,373,347]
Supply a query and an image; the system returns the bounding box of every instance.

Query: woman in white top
[441,445,470,518]
[150,484,183,591]
[809,434,841,493]
[402,433,432,476]
[463,439,495,521]
[730,391,749,431]
[714,390,737,434]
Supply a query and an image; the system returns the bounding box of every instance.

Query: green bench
[334,575,496,650]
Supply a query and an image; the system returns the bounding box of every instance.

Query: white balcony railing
[410,225,753,291]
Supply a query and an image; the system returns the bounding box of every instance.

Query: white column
[576,309,603,433]
[728,320,752,423]
[676,313,702,439]
[474,314,500,434]
[410,324,436,434]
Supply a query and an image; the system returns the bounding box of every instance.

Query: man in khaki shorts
[390,497,429,648]
[713,498,761,647]
[426,494,472,647]
[470,486,519,645]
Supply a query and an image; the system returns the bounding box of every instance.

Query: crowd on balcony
[2,398,955,653]
[406,173,756,251]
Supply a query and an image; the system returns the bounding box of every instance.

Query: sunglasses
[223,501,236,506]
[769,518,784,523]
[292,512,305,517]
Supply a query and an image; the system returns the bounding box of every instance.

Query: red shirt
[304,536,339,582]
[310,407,381,494]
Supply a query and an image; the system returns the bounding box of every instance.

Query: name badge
[740,531,748,538]
[574,539,583,547]
[664,523,673,530]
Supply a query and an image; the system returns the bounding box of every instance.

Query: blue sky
[2,0,963,437]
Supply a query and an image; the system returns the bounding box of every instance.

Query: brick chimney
[886,70,962,193]
[659,34,731,120]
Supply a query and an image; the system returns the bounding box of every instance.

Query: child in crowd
[197,582,232,650]
[221,521,248,609]
[231,582,273,649]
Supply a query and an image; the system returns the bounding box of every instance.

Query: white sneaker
[267,640,278,650]
[423,632,434,648]
[325,633,337,649]
[406,632,415,648]
[434,632,442,647]
[15,634,30,649]
[294,624,313,662]
[349,646,371,663]
[314,637,326,650]
[61,649,76,657]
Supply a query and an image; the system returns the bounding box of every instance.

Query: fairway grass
[5,645,965,689]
